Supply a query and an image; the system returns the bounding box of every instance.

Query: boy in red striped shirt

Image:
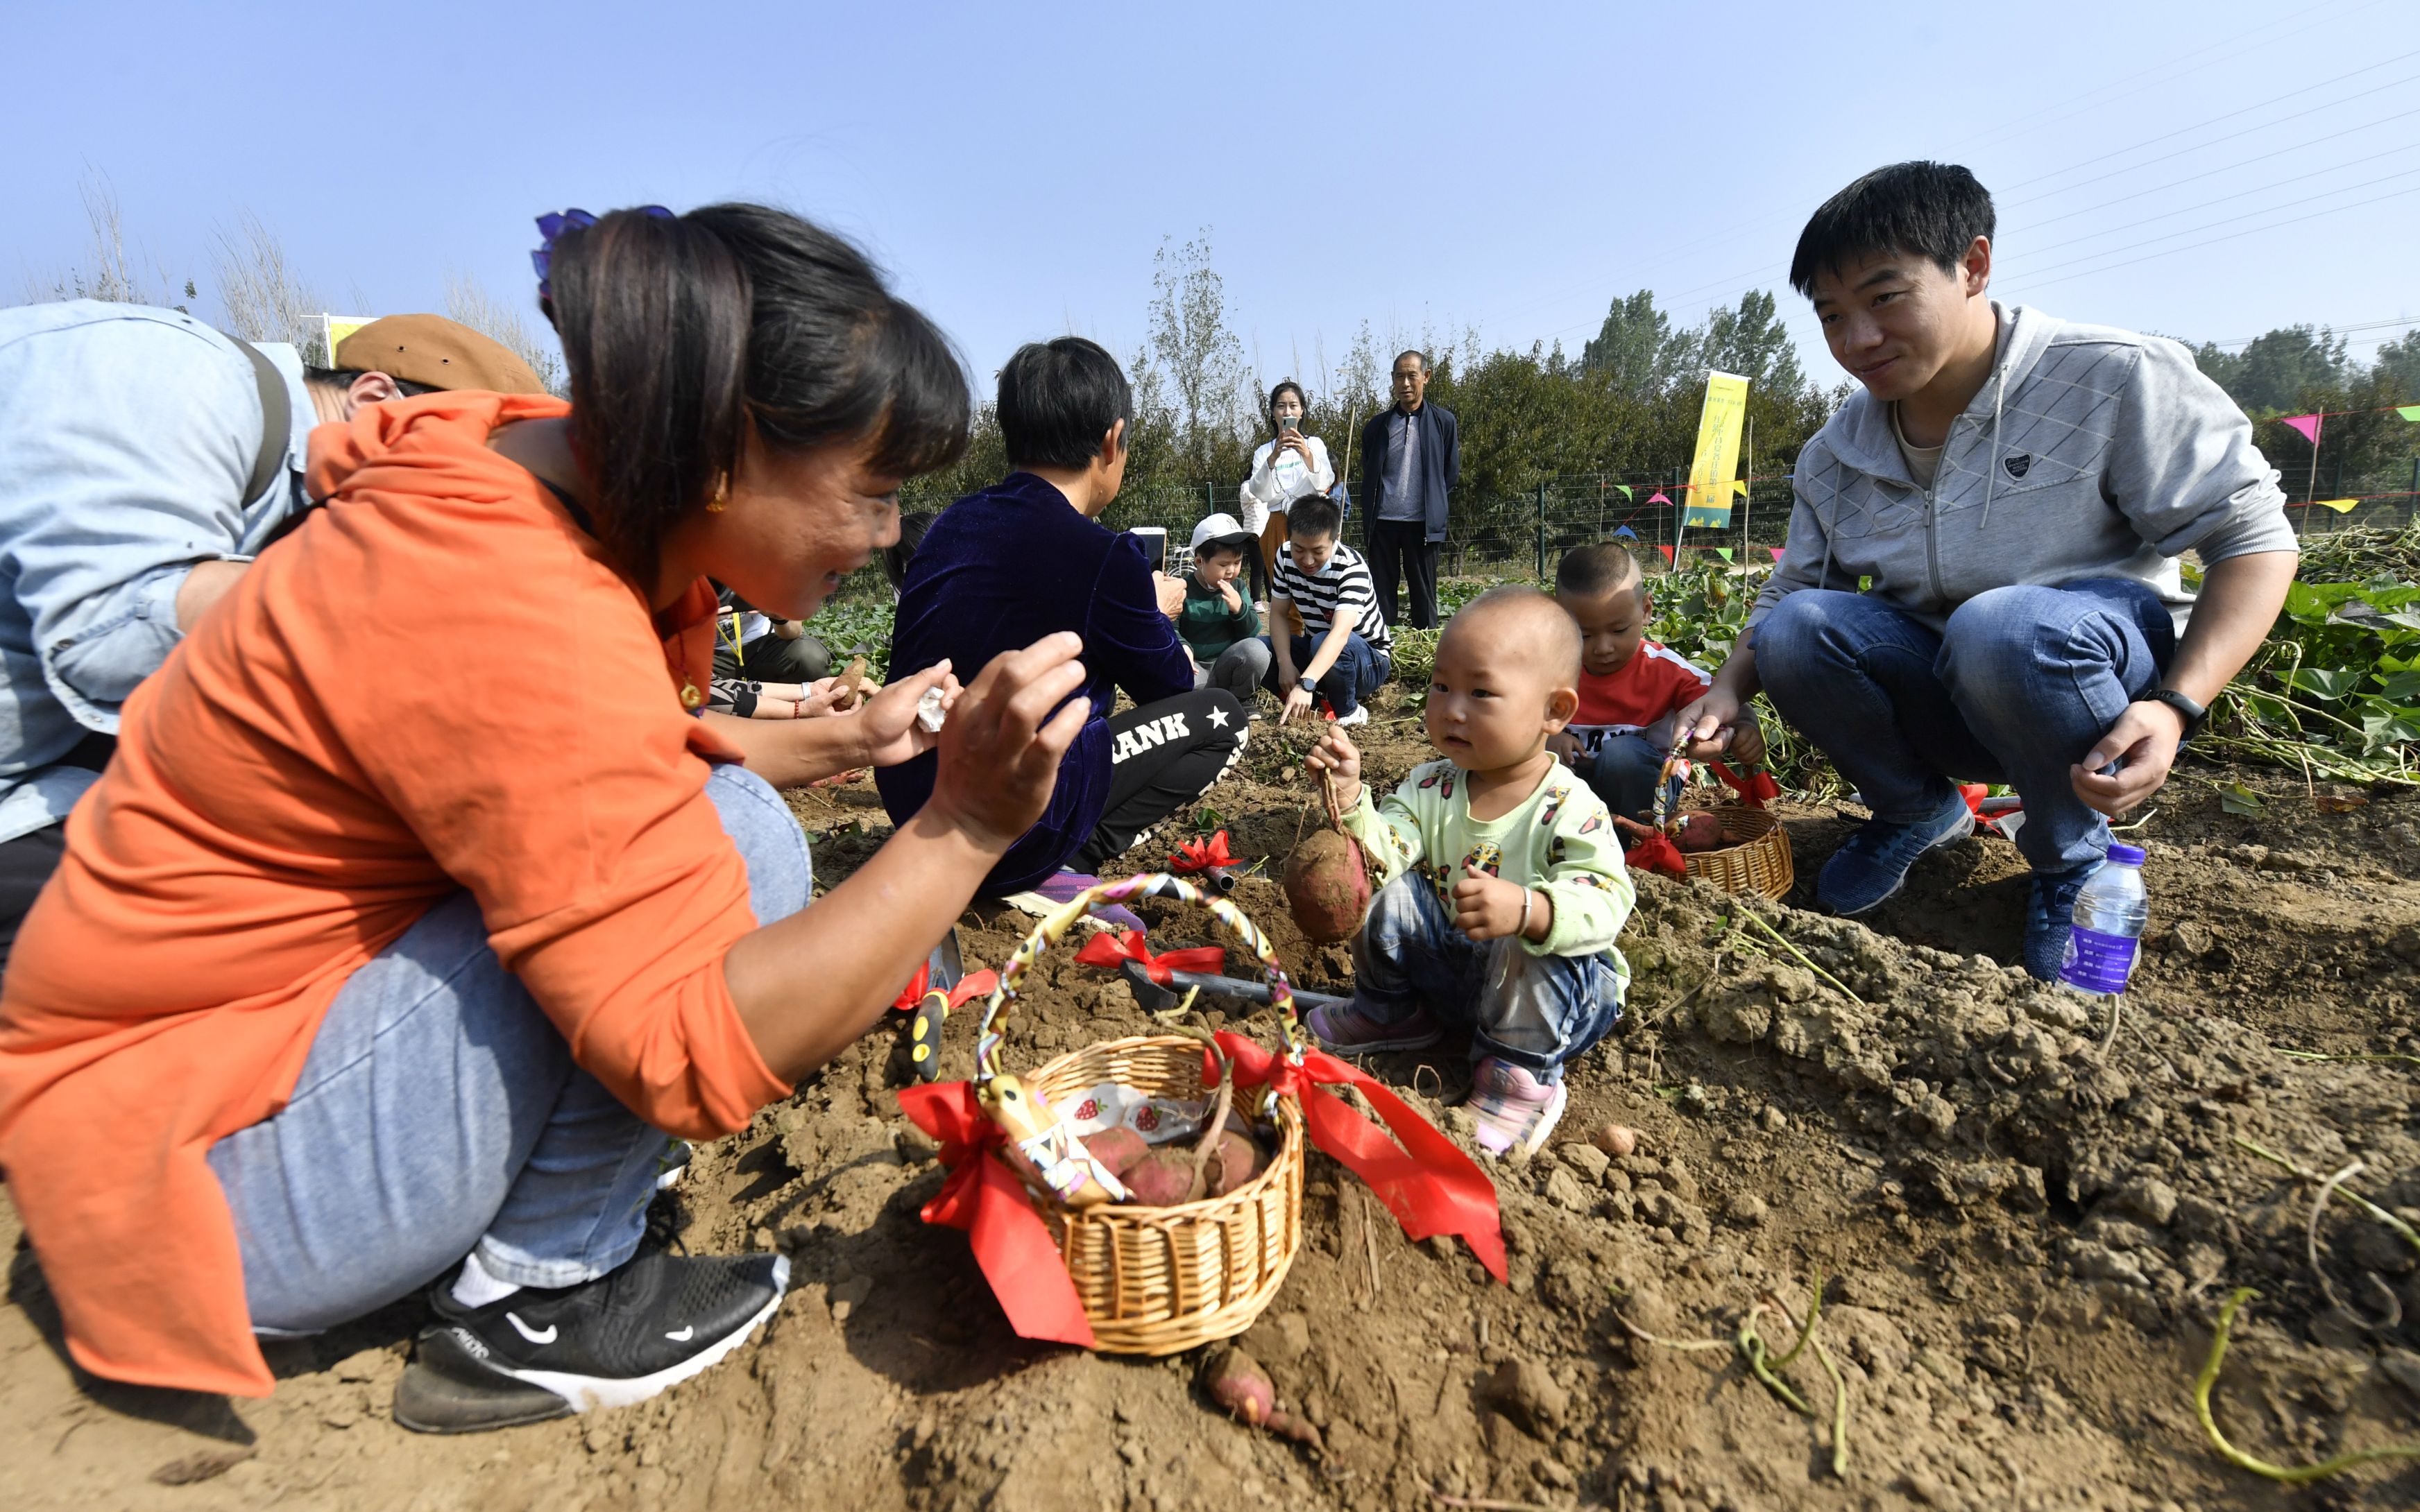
[1548,544,1764,821]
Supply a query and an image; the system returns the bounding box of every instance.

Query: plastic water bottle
[2060,843,2148,995]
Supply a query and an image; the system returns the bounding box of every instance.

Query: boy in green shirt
[1305,587,1633,1156]
[1178,513,1270,703]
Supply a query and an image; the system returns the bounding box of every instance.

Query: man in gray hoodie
[1678,162,2297,979]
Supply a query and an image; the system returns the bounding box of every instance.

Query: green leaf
[2284,667,2361,701]
[2374,670,2420,701]
[2217,782,2266,815]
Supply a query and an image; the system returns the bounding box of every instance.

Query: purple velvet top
[875,472,1191,895]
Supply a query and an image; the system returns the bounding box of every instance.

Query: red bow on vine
[1073,930,1226,984]
[1167,830,1237,874]
[1611,814,1688,879]
[1710,763,1780,809]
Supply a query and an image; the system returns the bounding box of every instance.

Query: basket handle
[971,873,1309,1094]
[1650,731,1693,832]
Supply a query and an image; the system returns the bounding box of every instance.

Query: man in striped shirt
[1266,495,1392,726]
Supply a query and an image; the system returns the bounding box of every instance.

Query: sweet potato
[1119,1147,1202,1207]
[1203,1347,1275,1425]
[1284,826,1369,944]
[1203,1130,1267,1197]
[1084,1126,1149,1180]
[1675,811,1725,852]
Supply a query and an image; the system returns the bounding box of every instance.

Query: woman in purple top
[878,338,1247,901]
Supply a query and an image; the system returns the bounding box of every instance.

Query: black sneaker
[393,1249,788,1433]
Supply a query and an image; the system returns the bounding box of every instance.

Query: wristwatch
[2140,688,2207,741]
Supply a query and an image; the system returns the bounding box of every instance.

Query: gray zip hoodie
[1748,303,2293,637]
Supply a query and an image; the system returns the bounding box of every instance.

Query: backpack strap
[225,336,293,506]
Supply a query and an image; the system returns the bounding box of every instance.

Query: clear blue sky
[7,0,2417,397]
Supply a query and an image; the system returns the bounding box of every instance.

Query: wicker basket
[972,873,1307,1355]
[1679,803,1794,900]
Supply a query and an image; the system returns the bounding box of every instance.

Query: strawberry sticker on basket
[1064,1081,1211,1143]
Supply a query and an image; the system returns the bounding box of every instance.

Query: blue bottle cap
[2106,843,2146,866]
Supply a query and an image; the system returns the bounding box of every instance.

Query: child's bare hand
[1303,730,1361,806]
[1454,865,1541,942]
[1546,731,1584,766]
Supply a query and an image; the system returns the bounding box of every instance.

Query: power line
[2000,160,2420,269]
[2018,121,2420,233]
[2007,180,2420,292]
[1947,0,2383,153]
[2002,65,2420,207]
[1999,47,2420,195]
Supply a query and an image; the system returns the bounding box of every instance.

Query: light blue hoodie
[1750,303,2294,637]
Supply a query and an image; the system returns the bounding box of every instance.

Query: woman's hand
[1276,433,1312,463]
[854,662,961,767]
[1279,684,1317,725]
[1304,729,1361,806]
[923,633,1091,851]
[1675,687,1758,762]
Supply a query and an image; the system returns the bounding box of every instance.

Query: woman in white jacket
[1238,379,1333,601]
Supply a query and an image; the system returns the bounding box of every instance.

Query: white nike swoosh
[664,1325,695,1342]
[505,1312,557,1345]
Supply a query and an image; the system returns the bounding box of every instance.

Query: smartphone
[1129,525,1168,570]
[1279,417,1300,435]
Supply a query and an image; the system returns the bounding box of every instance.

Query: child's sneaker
[1465,1058,1567,1158]
[1333,706,1370,728]
[1306,1000,1442,1055]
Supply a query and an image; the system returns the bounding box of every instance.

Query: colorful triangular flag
[1769,547,1786,562]
[1714,547,1734,562]
[1732,478,1748,497]
[1656,544,1676,563]
[1614,484,1635,500]
[2314,497,2360,513]
[2281,413,2322,446]
[1646,490,1673,506]
[2398,406,2420,422]
[1612,524,1638,540]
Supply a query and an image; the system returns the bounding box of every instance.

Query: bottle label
[2060,926,2138,994]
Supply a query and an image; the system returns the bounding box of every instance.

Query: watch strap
[2143,688,2207,739]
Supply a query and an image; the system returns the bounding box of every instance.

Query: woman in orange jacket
[0,204,1090,1432]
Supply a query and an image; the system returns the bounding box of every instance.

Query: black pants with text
[1071,689,1249,873]
[1367,517,1440,630]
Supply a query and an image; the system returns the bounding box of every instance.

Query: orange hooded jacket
[0,393,788,1397]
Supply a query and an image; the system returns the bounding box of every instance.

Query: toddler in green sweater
[1178,513,1270,705]
[1305,587,1633,1156]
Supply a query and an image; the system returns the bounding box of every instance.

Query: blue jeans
[1580,732,1669,823]
[1349,873,1624,1078]
[1753,581,2174,873]
[205,764,810,1332]
[1262,632,1391,719]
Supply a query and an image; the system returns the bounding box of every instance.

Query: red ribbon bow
[1612,815,1688,879]
[895,1032,1508,1351]
[896,1081,1100,1348]
[1167,830,1237,874]
[892,963,1002,1013]
[1215,1031,1508,1284]
[1710,762,1781,809]
[1073,929,1226,984]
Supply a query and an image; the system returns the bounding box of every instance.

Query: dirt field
[8,682,2420,1511]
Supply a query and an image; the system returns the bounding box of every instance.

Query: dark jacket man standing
[1356,349,1458,628]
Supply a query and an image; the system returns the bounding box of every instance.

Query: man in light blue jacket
[0,303,545,962]
[1679,163,2297,978]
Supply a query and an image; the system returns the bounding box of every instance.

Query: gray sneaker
[1816,790,1975,916]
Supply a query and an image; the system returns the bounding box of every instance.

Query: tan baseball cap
[333,314,551,395]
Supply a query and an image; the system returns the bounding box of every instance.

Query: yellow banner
[1682,371,1749,529]
[322,313,377,366]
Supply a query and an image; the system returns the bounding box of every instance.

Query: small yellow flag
[2314,498,2360,514]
